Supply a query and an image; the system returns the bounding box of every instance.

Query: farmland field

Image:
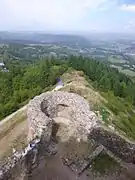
[108,55,127,64]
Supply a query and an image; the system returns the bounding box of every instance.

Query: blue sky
[0,0,135,33]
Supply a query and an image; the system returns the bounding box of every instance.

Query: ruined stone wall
[1,91,135,180]
[0,157,26,180]
[0,135,53,180]
[0,142,39,180]
[89,127,135,163]
[27,91,135,164]
[27,91,99,141]
[27,92,53,142]
[0,91,99,180]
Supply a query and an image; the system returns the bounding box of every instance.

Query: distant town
[0,32,135,77]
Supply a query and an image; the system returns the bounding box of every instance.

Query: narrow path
[0,105,27,127]
[0,120,28,162]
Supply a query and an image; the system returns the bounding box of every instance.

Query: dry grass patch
[0,108,28,162]
[61,69,107,109]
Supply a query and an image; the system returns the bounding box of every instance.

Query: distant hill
[0,32,90,47]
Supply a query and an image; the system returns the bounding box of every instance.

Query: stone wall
[26,91,135,163]
[27,91,99,141]
[0,140,39,180]
[89,127,135,163]
[27,92,53,142]
[0,135,54,180]
[1,91,135,180]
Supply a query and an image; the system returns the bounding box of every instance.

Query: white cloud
[121,4,135,12]
[0,0,109,30]
[2,0,132,32]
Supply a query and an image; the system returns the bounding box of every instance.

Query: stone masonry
[1,91,135,180]
[27,91,135,163]
[27,91,100,142]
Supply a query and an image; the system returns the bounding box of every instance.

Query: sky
[0,0,135,33]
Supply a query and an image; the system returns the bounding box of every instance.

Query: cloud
[121,4,135,12]
[0,0,109,30]
[0,0,134,32]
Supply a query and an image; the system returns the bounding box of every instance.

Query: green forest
[0,58,68,119]
[1,54,135,138]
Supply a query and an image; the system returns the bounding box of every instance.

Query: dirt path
[0,105,27,127]
[0,120,28,162]
[0,107,28,162]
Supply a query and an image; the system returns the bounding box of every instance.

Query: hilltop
[1,69,135,180]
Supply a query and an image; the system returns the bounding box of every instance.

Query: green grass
[102,92,135,140]
[110,65,122,70]
[94,105,111,124]
[120,69,135,77]
[110,65,135,77]
[99,107,110,123]
[92,153,120,174]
